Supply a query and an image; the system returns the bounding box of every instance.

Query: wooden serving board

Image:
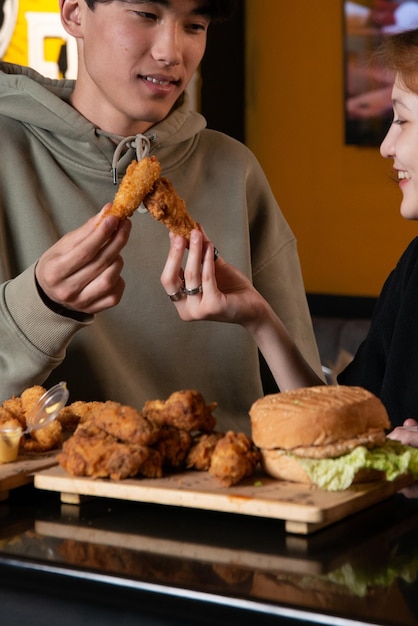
[0,451,58,501]
[34,466,414,534]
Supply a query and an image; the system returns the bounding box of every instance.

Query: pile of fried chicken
[0,387,259,486]
[56,389,260,487]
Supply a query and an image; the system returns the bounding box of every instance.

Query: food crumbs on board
[254,480,263,487]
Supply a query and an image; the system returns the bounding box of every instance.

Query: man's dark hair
[84,0,237,22]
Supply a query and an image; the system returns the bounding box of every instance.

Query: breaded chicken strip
[143,177,198,240]
[105,156,161,219]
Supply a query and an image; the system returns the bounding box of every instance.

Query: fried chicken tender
[22,420,63,453]
[186,432,224,471]
[209,431,260,487]
[91,401,160,446]
[20,385,46,422]
[142,390,217,432]
[143,176,198,240]
[105,156,161,219]
[58,431,150,480]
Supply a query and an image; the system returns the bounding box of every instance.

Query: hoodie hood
[0,61,207,179]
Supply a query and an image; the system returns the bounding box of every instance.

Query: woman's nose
[380,124,395,158]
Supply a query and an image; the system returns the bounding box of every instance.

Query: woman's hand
[387,418,418,499]
[35,205,131,315]
[160,228,324,390]
[160,228,264,327]
[387,418,418,447]
[387,419,418,498]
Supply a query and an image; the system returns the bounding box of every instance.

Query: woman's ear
[60,0,83,37]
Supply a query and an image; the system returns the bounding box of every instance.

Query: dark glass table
[0,483,418,626]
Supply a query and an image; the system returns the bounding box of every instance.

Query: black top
[339,237,418,427]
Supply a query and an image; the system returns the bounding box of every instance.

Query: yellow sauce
[0,427,22,463]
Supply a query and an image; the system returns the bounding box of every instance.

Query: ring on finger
[184,285,202,296]
[168,288,185,302]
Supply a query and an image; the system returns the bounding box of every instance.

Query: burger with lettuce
[250,386,418,491]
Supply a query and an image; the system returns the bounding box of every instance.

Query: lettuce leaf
[295,440,418,491]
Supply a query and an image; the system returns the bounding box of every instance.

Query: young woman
[161,28,418,447]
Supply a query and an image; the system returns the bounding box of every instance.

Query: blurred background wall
[245,0,417,300]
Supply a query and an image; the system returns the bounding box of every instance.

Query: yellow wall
[245,0,418,297]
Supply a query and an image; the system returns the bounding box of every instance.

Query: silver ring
[214,247,219,261]
[184,285,202,296]
[168,288,185,302]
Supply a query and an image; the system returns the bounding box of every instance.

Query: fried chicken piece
[143,176,198,240]
[91,401,160,446]
[58,429,150,480]
[0,411,21,430]
[21,419,62,453]
[10,385,64,452]
[58,400,107,433]
[153,425,192,469]
[1,397,25,427]
[105,156,161,219]
[142,390,217,432]
[74,421,109,438]
[186,431,225,471]
[137,447,164,478]
[20,385,46,424]
[209,431,260,487]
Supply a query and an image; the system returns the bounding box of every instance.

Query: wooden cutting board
[0,451,58,501]
[34,465,414,534]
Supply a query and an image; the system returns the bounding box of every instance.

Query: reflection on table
[0,484,418,625]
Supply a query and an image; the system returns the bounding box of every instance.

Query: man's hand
[35,205,132,315]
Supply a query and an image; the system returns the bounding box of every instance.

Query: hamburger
[250,385,418,490]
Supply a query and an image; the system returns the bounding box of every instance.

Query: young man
[0,0,321,433]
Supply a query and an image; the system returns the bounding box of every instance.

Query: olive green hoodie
[0,62,321,433]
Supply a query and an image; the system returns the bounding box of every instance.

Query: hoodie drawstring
[111,134,151,185]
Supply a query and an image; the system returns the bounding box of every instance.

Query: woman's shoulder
[396,237,418,270]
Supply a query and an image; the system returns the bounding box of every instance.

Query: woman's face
[380,76,418,220]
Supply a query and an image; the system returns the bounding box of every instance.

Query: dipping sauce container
[0,426,23,463]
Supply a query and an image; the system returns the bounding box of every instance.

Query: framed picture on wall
[344,0,418,146]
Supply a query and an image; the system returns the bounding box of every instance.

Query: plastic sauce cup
[0,426,23,463]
